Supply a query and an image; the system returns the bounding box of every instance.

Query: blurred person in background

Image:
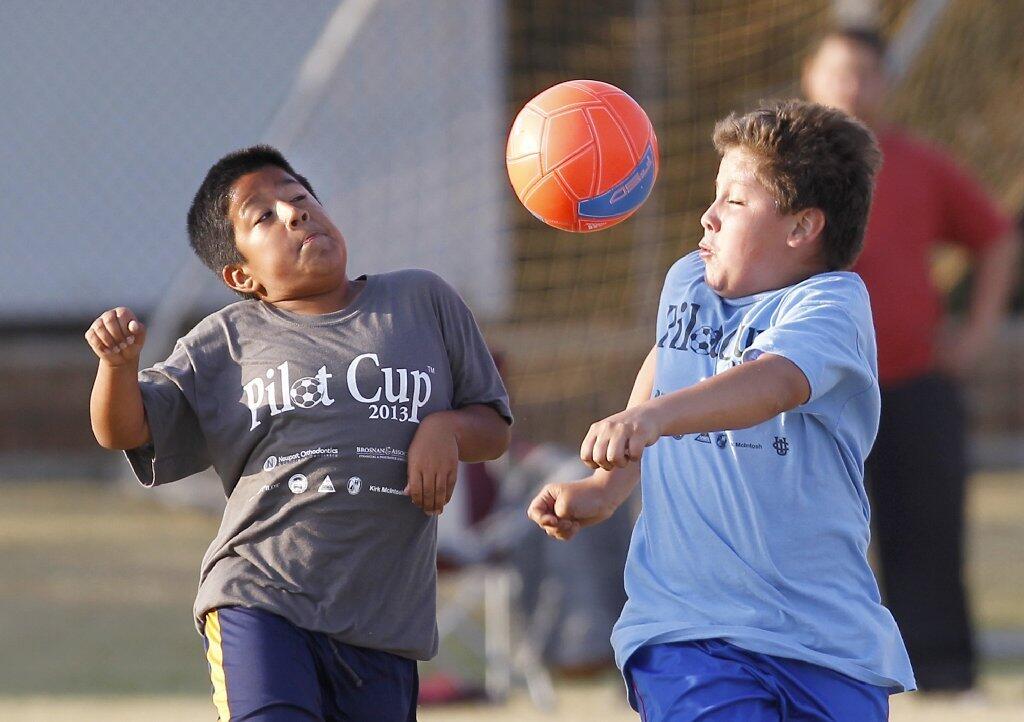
[425,356,632,703]
[803,27,1022,694]
[428,445,632,698]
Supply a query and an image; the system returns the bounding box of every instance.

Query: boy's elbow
[91,422,150,451]
[93,431,123,451]
[479,405,512,459]
[772,380,808,416]
[493,422,512,458]
[475,416,512,462]
[764,383,806,421]
[91,420,115,450]
[93,433,142,451]
[758,354,811,413]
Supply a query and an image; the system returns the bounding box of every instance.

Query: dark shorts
[624,640,889,722]
[202,606,418,722]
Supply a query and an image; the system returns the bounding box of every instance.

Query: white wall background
[0,0,510,323]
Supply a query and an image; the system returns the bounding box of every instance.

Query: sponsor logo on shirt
[688,429,763,451]
[355,445,407,463]
[732,441,763,450]
[243,356,435,431]
[319,476,337,493]
[262,473,403,500]
[369,484,406,496]
[288,474,309,493]
[262,447,339,470]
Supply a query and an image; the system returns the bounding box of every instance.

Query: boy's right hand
[85,307,147,367]
[527,475,622,541]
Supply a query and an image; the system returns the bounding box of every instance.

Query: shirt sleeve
[430,274,513,425]
[930,148,1012,253]
[124,339,212,487]
[741,287,875,422]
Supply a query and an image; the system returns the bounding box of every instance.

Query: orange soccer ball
[506,79,659,233]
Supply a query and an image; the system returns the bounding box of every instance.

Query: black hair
[186,145,319,296]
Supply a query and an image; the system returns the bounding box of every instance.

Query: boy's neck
[267,276,364,316]
[719,262,830,299]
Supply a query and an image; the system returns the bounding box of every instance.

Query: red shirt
[853,128,1012,385]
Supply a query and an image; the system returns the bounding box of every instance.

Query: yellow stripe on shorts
[205,610,231,722]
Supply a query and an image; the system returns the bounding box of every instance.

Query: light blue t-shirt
[611,251,915,692]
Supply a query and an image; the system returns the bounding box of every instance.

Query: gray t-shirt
[126,269,512,660]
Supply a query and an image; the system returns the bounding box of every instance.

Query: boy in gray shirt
[87,146,512,721]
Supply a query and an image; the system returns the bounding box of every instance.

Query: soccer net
[499,0,1024,446]
[501,0,838,443]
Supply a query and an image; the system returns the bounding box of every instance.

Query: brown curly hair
[712,99,881,270]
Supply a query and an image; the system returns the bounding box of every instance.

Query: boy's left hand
[581,405,661,471]
[405,411,459,516]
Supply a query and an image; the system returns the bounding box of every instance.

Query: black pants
[865,373,975,691]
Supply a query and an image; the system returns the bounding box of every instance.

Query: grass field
[2,474,1023,720]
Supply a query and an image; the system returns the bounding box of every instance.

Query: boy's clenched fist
[85,307,147,366]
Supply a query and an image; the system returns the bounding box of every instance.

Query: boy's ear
[788,208,826,249]
[222,263,259,295]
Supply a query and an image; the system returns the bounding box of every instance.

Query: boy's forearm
[90,361,151,450]
[592,463,641,505]
[590,346,656,499]
[444,404,511,462]
[647,354,809,437]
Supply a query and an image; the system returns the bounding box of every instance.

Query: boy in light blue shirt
[529,100,914,720]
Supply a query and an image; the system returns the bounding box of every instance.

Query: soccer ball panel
[602,92,654,160]
[507,107,546,159]
[587,106,638,187]
[543,109,595,172]
[554,143,599,200]
[506,154,543,200]
[522,173,577,230]
[531,82,603,113]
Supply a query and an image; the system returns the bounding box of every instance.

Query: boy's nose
[700,204,719,233]
[279,202,309,227]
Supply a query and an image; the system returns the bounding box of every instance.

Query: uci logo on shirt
[243,356,432,431]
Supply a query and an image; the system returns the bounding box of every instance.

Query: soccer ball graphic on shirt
[290,376,325,408]
[689,325,723,356]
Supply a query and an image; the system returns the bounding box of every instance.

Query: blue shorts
[202,606,418,721]
[624,640,889,722]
